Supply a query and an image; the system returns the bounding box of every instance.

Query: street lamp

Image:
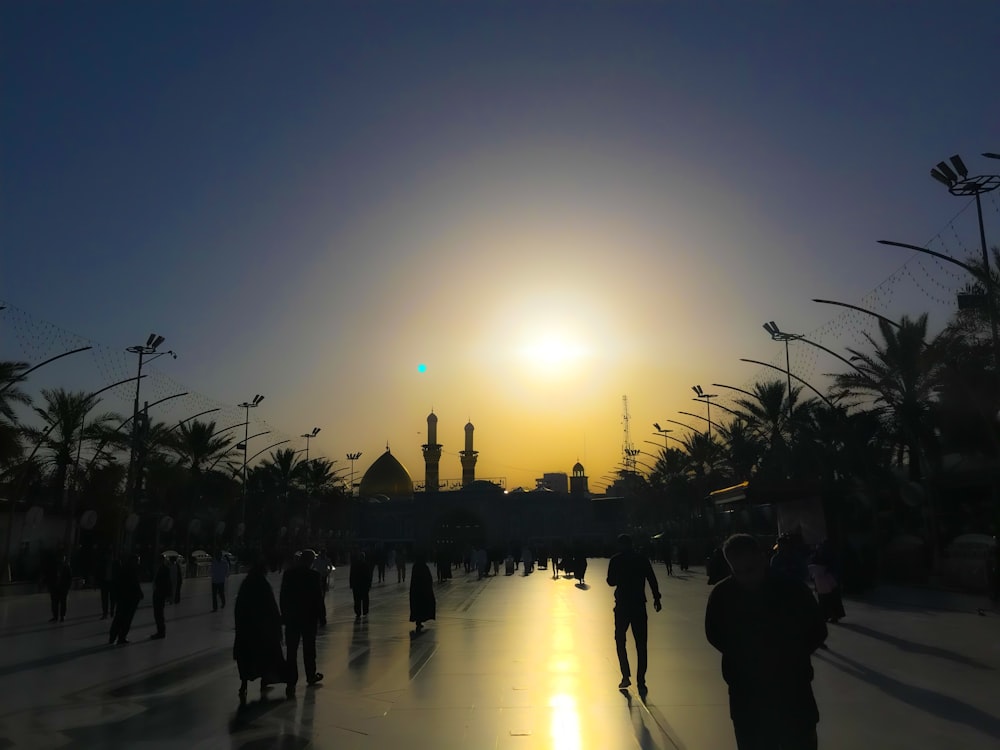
[883,153,1000,374]
[346,451,363,495]
[763,321,803,421]
[124,334,175,545]
[692,385,718,442]
[652,423,673,451]
[300,427,321,462]
[238,394,264,524]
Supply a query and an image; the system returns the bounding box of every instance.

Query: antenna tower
[622,395,638,474]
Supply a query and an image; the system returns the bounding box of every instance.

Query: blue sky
[3,1,999,488]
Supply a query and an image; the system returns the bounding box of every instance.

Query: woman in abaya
[234,558,288,701]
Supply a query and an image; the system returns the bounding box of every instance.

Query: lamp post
[762,321,803,421]
[300,427,320,462]
[237,394,264,525]
[691,385,718,442]
[929,153,1000,372]
[346,451,362,496]
[124,334,175,544]
[652,423,673,452]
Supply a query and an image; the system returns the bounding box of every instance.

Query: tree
[833,315,943,480]
[0,361,31,470]
[25,388,119,505]
[167,420,237,474]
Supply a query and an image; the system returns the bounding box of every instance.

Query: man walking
[705,534,827,750]
[280,549,326,697]
[607,534,662,691]
[47,553,73,623]
[350,551,372,620]
[150,554,170,639]
[109,554,143,645]
[95,546,116,619]
[210,550,229,611]
[396,547,407,583]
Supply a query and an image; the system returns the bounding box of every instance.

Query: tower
[622,395,638,475]
[570,461,589,494]
[460,420,479,488]
[421,410,442,493]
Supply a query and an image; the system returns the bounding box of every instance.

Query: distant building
[536,472,569,493]
[570,462,589,495]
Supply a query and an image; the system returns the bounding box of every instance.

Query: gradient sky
[3,1,999,491]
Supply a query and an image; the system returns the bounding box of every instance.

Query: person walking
[169,555,183,604]
[314,549,332,593]
[606,534,661,691]
[396,547,407,583]
[375,546,387,584]
[705,534,827,750]
[678,545,690,572]
[235,557,288,701]
[210,550,230,611]
[574,553,588,584]
[279,549,325,697]
[47,553,73,623]
[350,551,373,620]
[662,540,674,576]
[409,552,436,634]
[109,554,143,645]
[150,554,171,639]
[95,546,116,619]
[809,542,846,624]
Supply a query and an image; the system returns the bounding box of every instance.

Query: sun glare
[518,330,588,374]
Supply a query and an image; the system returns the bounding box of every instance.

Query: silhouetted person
[235,558,288,701]
[167,556,182,603]
[280,549,325,697]
[47,554,72,622]
[607,534,661,690]
[706,545,728,584]
[150,554,170,639]
[409,553,436,633]
[678,544,690,572]
[396,547,407,582]
[210,550,230,611]
[574,554,588,583]
[375,546,387,583]
[662,540,673,576]
[706,534,827,750]
[314,549,333,593]
[109,554,143,645]
[95,546,116,619]
[809,542,846,624]
[350,551,372,620]
[770,533,810,587]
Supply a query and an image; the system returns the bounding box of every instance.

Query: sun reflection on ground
[547,596,582,749]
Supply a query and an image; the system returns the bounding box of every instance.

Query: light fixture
[950,154,968,178]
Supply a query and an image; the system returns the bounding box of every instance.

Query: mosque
[347,411,624,552]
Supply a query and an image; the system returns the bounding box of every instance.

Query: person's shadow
[348,618,370,673]
[816,649,1000,739]
[575,582,590,590]
[837,622,993,670]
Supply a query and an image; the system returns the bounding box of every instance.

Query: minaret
[421,410,442,493]
[459,420,479,488]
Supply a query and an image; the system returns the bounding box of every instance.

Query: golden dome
[359,449,414,498]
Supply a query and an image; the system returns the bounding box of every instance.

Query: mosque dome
[359,449,414,498]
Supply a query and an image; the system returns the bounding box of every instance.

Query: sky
[3,1,1000,491]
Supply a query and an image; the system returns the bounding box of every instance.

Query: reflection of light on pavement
[549,693,581,750]
[548,595,581,749]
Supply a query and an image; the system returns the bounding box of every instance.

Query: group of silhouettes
[233,548,438,702]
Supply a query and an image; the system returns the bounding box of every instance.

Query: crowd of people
[35,529,852,746]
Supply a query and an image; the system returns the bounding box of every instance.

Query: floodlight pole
[238,395,265,525]
[347,451,363,496]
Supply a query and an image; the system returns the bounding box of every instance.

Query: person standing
[95,546,116,619]
[678,544,690,572]
[606,534,661,691]
[109,554,143,645]
[47,553,73,623]
[350,551,373,620]
[210,550,230,611]
[409,552,436,633]
[279,549,325,697]
[235,557,288,701]
[396,547,407,583]
[314,549,332,593]
[662,540,674,576]
[169,555,183,604]
[705,534,827,750]
[150,554,171,639]
[375,546,387,584]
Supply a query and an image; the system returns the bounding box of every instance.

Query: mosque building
[347,411,617,553]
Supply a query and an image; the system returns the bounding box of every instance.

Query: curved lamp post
[0,346,93,395]
[237,395,264,525]
[692,385,718,442]
[739,358,835,409]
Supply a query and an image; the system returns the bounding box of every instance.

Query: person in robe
[234,558,288,701]
[409,552,436,634]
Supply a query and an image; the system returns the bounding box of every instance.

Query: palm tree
[834,314,942,480]
[0,361,31,469]
[25,388,119,505]
[167,420,236,473]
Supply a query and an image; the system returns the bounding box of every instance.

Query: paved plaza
[0,559,998,749]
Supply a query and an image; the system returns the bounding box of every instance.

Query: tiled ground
[0,559,998,749]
